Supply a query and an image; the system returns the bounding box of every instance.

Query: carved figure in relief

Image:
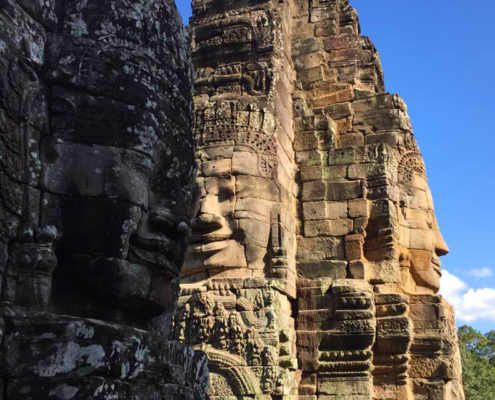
[397,151,449,293]
[12,226,58,311]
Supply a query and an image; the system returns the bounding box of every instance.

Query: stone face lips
[183,0,465,399]
[0,0,208,398]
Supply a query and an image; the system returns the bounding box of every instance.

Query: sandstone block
[354,87,375,99]
[325,180,362,201]
[364,131,399,146]
[235,175,280,202]
[323,35,358,51]
[202,158,232,177]
[295,131,319,151]
[352,94,405,113]
[348,198,369,218]
[297,237,345,262]
[365,260,401,284]
[293,37,322,56]
[297,331,320,372]
[304,219,352,237]
[320,102,352,120]
[299,66,326,85]
[231,151,260,176]
[345,234,365,260]
[354,109,411,132]
[349,260,366,279]
[306,82,351,99]
[338,132,364,148]
[298,260,347,280]
[298,309,334,332]
[299,372,317,395]
[310,7,335,23]
[347,163,389,180]
[318,376,371,396]
[301,165,346,182]
[315,20,338,37]
[298,286,333,311]
[303,201,328,221]
[312,88,354,108]
[293,53,323,71]
[303,201,348,221]
[302,180,326,201]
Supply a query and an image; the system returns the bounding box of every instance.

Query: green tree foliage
[458,325,495,399]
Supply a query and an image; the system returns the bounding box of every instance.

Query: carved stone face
[397,153,449,293]
[38,4,195,321]
[182,140,280,281]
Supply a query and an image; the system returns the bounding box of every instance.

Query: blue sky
[175,0,495,333]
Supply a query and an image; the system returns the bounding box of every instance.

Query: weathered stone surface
[0,0,208,398]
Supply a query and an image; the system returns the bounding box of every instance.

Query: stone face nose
[435,229,450,257]
[193,213,226,232]
[148,208,191,239]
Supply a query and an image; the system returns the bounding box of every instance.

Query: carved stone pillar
[409,295,464,400]
[373,293,413,400]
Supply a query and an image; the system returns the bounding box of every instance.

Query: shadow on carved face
[398,161,449,294]
[40,46,196,322]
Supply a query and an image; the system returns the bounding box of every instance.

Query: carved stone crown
[194,124,277,157]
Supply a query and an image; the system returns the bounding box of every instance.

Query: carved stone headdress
[194,101,278,178]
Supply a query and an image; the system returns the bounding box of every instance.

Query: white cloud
[440,269,495,323]
[466,267,493,278]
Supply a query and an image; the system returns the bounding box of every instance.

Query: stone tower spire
[181,0,465,399]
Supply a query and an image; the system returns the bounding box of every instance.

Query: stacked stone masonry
[180,0,465,399]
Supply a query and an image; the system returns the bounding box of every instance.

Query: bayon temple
[0,0,465,399]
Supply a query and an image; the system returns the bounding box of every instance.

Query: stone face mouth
[190,233,231,244]
[129,235,183,278]
[431,256,442,272]
[128,245,180,278]
[189,234,232,253]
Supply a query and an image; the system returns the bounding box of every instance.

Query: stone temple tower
[177,0,465,399]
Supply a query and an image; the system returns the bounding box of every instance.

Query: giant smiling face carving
[397,152,449,293]
[37,0,196,322]
[182,104,281,282]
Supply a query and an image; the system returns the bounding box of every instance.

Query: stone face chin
[176,0,465,399]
